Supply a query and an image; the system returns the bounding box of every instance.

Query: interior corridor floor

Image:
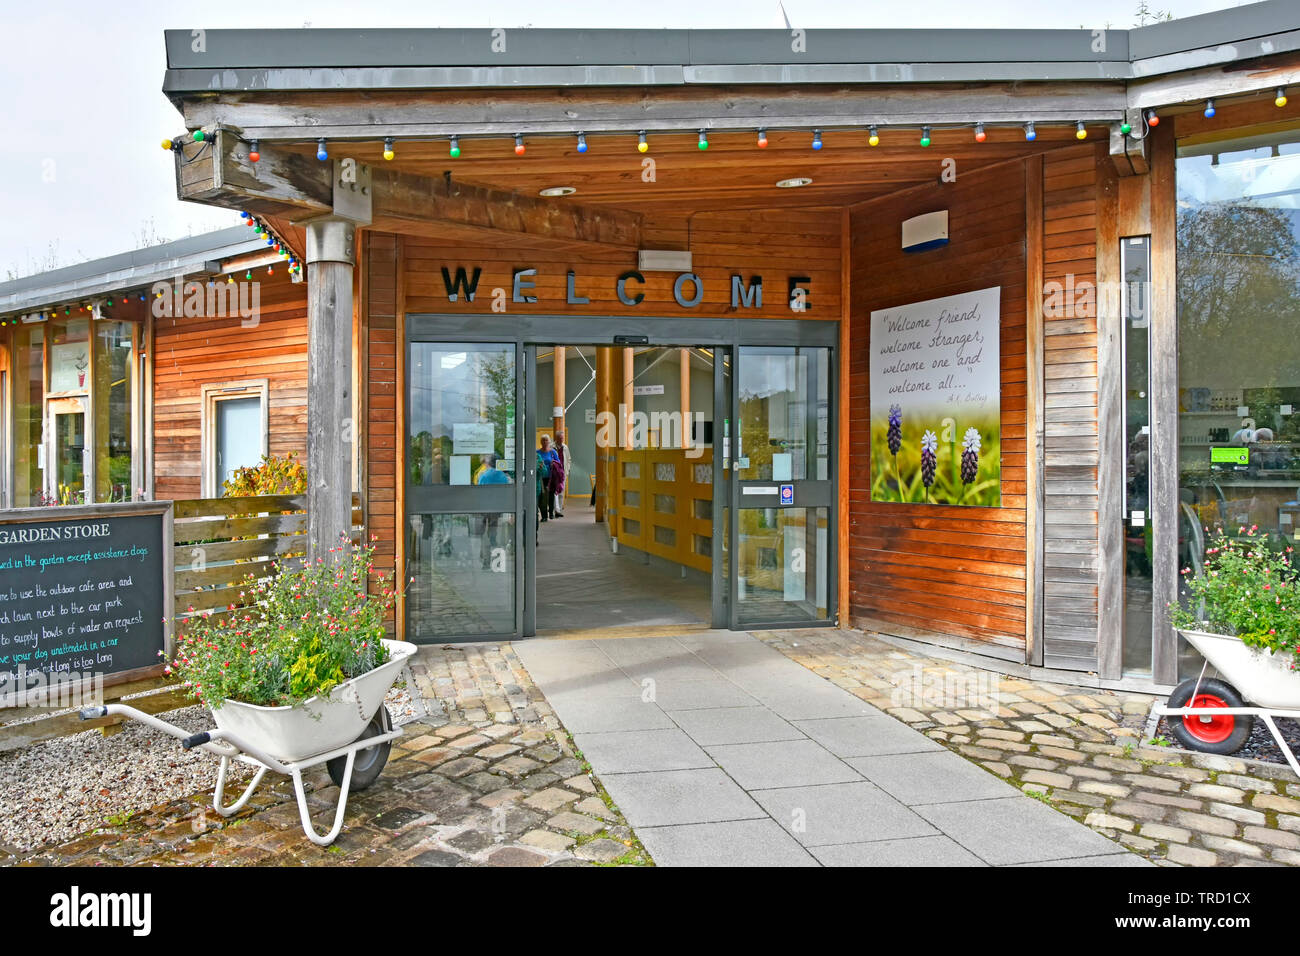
[534,500,711,634]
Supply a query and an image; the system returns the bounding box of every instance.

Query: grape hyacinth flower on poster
[961,427,981,483]
[920,429,938,502]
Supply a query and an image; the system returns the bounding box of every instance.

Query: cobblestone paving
[757,628,1300,867]
[3,644,652,868]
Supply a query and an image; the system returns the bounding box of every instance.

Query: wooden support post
[305,217,357,565]
[623,347,635,450]
[553,346,566,510]
[595,347,612,522]
[553,345,566,444]
[680,349,691,451]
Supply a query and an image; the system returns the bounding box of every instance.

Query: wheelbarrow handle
[182,731,212,750]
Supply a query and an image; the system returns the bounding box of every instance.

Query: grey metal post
[305,217,356,565]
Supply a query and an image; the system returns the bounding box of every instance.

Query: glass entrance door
[728,346,834,627]
[405,341,524,641]
[47,397,91,505]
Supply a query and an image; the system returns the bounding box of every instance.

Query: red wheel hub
[1182,693,1234,744]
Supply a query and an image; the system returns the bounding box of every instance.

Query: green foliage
[1169,526,1300,662]
[1133,2,1174,26]
[222,452,307,497]
[166,541,396,708]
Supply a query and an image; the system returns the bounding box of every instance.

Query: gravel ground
[0,681,427,853]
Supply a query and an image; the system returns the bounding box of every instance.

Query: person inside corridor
[538,434,560,522]
[551,428,570,518]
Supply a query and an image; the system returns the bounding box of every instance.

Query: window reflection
[1176,128,1300,677]
[408,343,516,487]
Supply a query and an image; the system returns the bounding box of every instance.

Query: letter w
[441,267,482,302]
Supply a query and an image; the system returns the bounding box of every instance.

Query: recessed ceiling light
[775,177,813,188]
[539,186,577,197]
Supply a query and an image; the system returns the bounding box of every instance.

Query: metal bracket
[332,158,373,226]
[303,217,357,266]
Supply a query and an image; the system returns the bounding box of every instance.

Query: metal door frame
[727,344,838,631]
[405,313,839,641]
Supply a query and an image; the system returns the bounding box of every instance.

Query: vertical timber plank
[1096,143,1125,680]
[1150,121,1180,686]
[839,206,852,628]
[1025,156,1045,666]
[395,236,408,640]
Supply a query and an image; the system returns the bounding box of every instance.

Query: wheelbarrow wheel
[327,706,393,792]
[1167,677,1253,755]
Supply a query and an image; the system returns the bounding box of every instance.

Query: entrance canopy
[152,3,1300,676]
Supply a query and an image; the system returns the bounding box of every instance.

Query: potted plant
[1166,525,1300,751]
[165,539,415,784]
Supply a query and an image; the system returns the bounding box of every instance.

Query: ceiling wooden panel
[278,125,1102,213]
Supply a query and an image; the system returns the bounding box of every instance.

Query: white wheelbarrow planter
[1154,629,1300,777]
[81,639,421,846]
[210,639,417,761]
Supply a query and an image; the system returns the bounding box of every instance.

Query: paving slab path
[514,631,1145,867]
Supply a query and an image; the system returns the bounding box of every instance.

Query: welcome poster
[870,286,1001,507]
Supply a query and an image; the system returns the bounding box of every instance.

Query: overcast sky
[0,0,1247,278]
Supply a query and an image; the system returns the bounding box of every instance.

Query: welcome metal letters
[435,267,814,312]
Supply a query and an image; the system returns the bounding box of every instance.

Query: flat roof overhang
[161,1,1300,96]
[0,227,274,315]
[153,1,1300,237]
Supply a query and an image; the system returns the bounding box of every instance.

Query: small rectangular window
[202,381,268,497]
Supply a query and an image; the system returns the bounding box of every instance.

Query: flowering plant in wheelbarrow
[164,539,416,786]
[1164,525,1300,753]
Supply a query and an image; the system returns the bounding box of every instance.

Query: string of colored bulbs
[239,212,302,277]
[159,87,1287,163]
[161,115,1166,163]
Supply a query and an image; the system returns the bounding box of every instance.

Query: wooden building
[152,3,1300,689]
[0,228,308,504]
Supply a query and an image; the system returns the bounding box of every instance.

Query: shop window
[12,326,43,506]
[1176,126,1300,674]
[9,318,141,506]
[202,381,269,497]
[94,321,135,502]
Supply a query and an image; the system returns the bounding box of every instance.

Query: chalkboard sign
[0,502,173,694]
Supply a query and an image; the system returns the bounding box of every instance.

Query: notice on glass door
[869,286,1001,507]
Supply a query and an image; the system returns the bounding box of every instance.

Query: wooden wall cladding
[847,160,1029,658]
[364,234,401,585]
[1040,144,1102,671]
[152,270,308,499]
